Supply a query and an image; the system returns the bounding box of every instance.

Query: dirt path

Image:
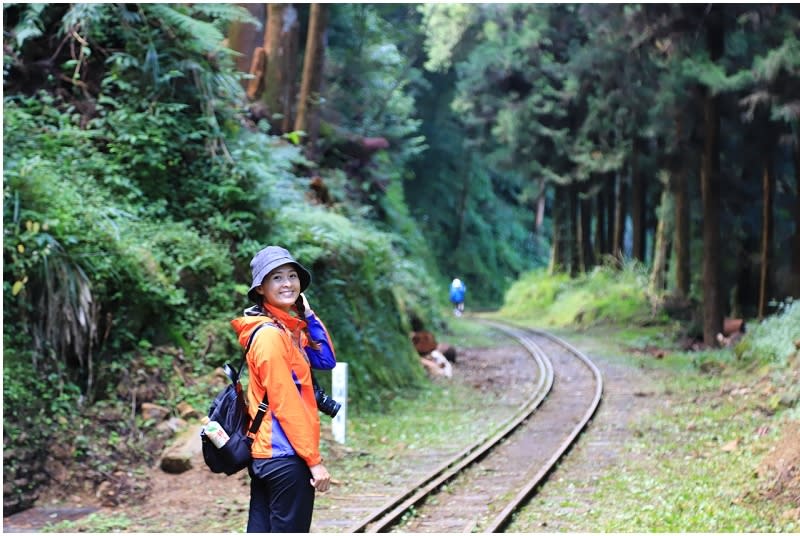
[3,328,658,533]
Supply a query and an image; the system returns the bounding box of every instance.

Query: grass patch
[582,376,793,531]
[37,294,800,533]
[734,300,800,365]
[440,315,510,348]
[43,513,134,533]
[495,264,663,329]
[339,380,491,453]
[505,321,799,533]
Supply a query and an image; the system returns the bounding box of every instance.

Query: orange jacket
[230,315,322,467]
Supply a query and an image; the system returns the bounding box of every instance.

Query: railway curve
[344,321,603,533]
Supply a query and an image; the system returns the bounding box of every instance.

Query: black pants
[247,456,315,533]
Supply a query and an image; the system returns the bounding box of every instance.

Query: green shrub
[2,5,455,510]
[269,206,430,410]
[499,263,658,327]
[735,300,800,365]
[3,97,234,394]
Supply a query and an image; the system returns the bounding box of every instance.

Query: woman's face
[256,263,301,311]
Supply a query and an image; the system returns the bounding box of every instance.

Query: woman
[230,245,336,532]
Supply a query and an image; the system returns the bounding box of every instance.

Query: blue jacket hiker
[449,278,466,317]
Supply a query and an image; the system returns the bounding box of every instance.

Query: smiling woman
[257,264,303,310]
[229,245,337,532]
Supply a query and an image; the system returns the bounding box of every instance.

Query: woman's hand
[309,463,331,492]
[300,292,313,317]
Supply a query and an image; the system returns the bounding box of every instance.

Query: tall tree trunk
[535,177,546,234]
[758,155,774,319]
[791,124,800,298]
[605,173,615,258]
[262,4,299,134]
[579,183,595,272]
[700,8,724,347]
[631,137,647,262]
[294,3,328,150]
[650,183,674,296]
[673,116,691,299]
[549,185,567,274]
[227,3,266,90]
[568,182,579,277]
[281,7,300,134]
[612,172,627,267]
[594,175,607,260]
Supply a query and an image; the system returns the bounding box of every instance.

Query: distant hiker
[231,245,337,532]
[449,278,466,317]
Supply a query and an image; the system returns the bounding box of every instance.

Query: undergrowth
[35,294,799,532]
[734,299,799,366]
[504,295,800,532]
[497,262,663,328]
[2,6,443,513]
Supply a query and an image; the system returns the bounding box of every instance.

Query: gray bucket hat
[247,246,312,303]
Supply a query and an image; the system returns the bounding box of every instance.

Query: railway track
[345,321,603,533]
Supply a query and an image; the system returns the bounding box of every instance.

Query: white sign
[331,362,347,444]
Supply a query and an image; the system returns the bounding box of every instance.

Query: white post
[331,362,347,444]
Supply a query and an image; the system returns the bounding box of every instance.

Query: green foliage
[142,4,228,54]
[2,349,84,510]
[3,2,268,397]
[411,4,569,304]
[734,300,800,365]
[3,96,233,373]
[408,73,541,305]
[679,54,755,95]
[747,30,800,122]
[450,4,579,180]
[3,1,446,429]
[327,4,427,146]
[503,324,798,533]
[3,87,440,417]
[752,33,800,83]
[43,513,134,533]
[418,4,476,72]
[6,3,46,48]
[499,263,660,327]
[268,206,429,408]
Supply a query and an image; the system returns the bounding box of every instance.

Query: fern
[9,3,46,47]
[754,33,800,82]
[59,3,110,35]
[142,4,225,54]
[190,3,261,28]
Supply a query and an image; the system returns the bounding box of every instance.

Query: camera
[312,376,341,418]
[314,384,341,418]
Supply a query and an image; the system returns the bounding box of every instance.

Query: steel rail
[481,323,604,532]
[346,324,554,533]
[346,321,603,534]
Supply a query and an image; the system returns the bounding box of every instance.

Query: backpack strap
[248,391,270,435]
[237,322,280,436]
[235,322,272,378]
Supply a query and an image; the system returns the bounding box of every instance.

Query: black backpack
[200,323,272,475]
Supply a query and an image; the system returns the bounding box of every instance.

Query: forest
[3,3,799,522]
